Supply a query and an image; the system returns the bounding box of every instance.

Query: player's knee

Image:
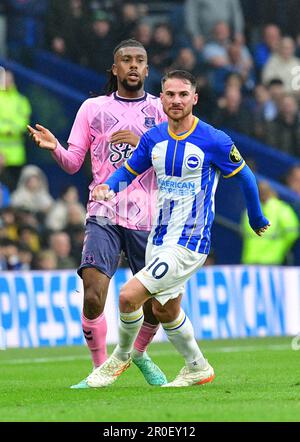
[119,285,140,313]
[119,286,131,311]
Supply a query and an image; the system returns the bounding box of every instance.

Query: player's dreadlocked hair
[105,39,146,95]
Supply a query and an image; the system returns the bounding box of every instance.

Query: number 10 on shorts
[146,257,169,280]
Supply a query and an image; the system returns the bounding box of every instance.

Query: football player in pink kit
[27,39,168,388]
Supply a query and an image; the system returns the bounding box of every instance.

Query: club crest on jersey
[144,117,156,128]
[229,145,243,163]
[185,154,201,170]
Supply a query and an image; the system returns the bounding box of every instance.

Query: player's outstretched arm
[27,124,57,151]
[92,163,138,202]
[234,165,271,236]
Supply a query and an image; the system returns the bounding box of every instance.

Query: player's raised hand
[92,184,115,202]
[254,222,271,237]
[27,124,57,151]
[110,130,140,147]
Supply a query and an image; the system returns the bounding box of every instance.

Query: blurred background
[1,0,300,270]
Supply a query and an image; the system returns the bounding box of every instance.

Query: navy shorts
[77,217,149,279]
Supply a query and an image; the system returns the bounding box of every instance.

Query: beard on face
[120,78,143,91]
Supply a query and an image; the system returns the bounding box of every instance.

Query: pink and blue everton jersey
[52,92,166,230]
[125,117,245,253]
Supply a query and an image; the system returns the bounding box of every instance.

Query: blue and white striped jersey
[125,117,245,254]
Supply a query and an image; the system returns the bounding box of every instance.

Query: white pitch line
[0,343,292,366]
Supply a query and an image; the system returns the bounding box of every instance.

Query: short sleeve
[126,130,153,175]
[212,130,245,178]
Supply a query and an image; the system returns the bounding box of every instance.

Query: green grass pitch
[0,336,299,422]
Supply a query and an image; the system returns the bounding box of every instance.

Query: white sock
[162,309,206,370]
[113,307,144,361]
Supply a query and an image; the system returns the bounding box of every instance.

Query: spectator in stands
[66,222,85,266]
[253,24,281,76]
[262,36,300,95]
[241,0,300,44]
[18,243,34,270]
[10,164,54,216]
[61,202,86,265]
[252,83,278,140]
[170,47,216,121]
[267,78,284,105]
[226,41,254,90]
[203,21,232,69]
[184,0,244,52]
[18,224,40,254]
[65,202,85,229]
[1,238,22,270]
[224,72,244,90]
[0,207,18,241]
[49,231,77,269]
[170,47,204,79]
[34,248,58,270]
[213,85,254,135]
[133,22,153,54]
[203,22,253,95]
[113,2,140,42]
[46,0,91,65]
[0,70,31,181]
[86,10,116,74]
[147,22,176,95]
[264,94,300,156]
[46,184,85,232]
[148,23,175,73]
[266,78,285,116]
[284,165,300,196]
[241,180,299,264]
[15,208,40,231]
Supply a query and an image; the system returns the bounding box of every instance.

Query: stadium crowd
[1,0,300,269]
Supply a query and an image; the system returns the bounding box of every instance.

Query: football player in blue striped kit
[87,70,270,388]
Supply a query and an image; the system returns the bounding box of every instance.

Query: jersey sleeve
[52,100,91,174]
[211,130,245,178]
[67,100,91,150]
[125,130,153,176]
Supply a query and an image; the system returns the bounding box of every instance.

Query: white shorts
[135,243,207,305]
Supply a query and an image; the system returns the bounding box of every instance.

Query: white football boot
[86,354,131,387]
[162,360,215,388]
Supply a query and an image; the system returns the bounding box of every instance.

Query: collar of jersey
[168,117,199,140]
[114,92,147,102]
